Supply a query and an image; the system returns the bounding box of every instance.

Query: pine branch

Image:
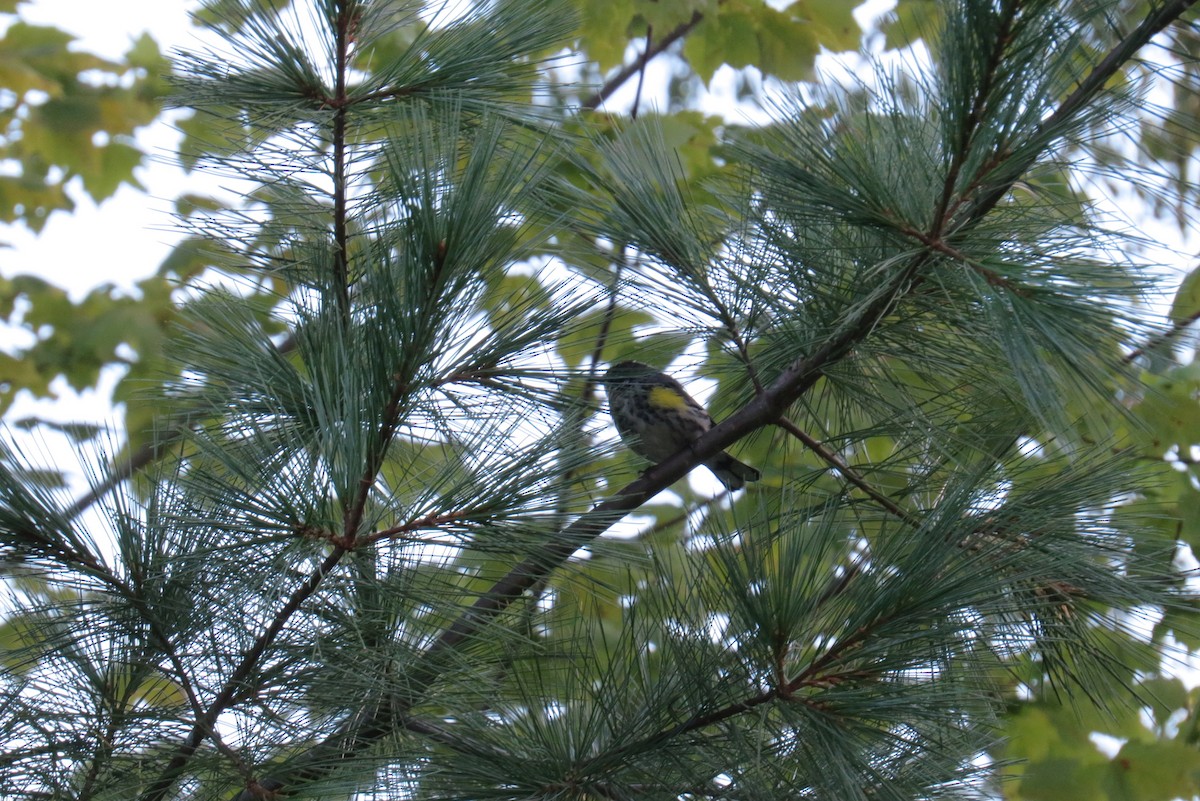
[580,11,705,112]
[221,7,1199,794]
[629,25,653,121]
[774,416,920,526]
[65,437,177,521]
[58,4,702,524]
[1124,305,1200,363]
[568,575,905,778]
[959,0,1199,228]
[932,0,1019,234]
[140,546,348,801]
[330,2,355,316]
[231,247,922,800]
[343,377,409,546]
[139,3,409,795]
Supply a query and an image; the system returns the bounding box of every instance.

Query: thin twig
[774,416,920,527]
[962,0,1199,227]
[140,545,348,801]
[141,3,377,797]
[931,1,1018,235]
[330,3,354,317]
[581,11,704,112]
[1124,306,1200,364]
[630,26,653,120]
[573,586,888,775]
[65,432,183,520]
[585,251,628,396]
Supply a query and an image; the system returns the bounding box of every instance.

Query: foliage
[0,5,176,421]
[1,1,1200,801]
[0,19,165,229]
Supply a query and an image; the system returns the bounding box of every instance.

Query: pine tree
[1,1,1197,800]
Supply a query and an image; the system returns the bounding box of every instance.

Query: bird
[603,360,760,491]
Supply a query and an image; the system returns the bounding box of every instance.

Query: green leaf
[1133,366,1200,450]
[1111,740,1200,801]
[1155,602,1200,651]
[556,305,654,368]
[0,612,53,675]
[129,674,188,710]
[684,10,759,81]
[576,0,638,71]
[786,0,861,52]
[633,0,713,32]
[1168,263,1200,325]
[480,274,552,326]
[1019,757,1108,801]
[1137,677,1189,729]
[125,32,164,71]
[85,140,144,200]
[881,0,943,51]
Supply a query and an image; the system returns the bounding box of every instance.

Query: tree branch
[232,244,923,800]
[1124,305,1200,364]
[774,416,920,527]
[330,2,354,317]
[630,25,652,121]
[141,545,348,801]
[581,11,704,112]
[960,0,1199,228]
[932,0,1019,234]
[232,6,1200,793]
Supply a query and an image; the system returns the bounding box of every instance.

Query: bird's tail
[704,452,761,491]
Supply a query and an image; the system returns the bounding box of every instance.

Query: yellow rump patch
[648,385,691,412]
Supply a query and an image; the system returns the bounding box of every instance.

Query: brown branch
[630,26,652,121]
[364,508,473,546]
[572,593,889,776]
[1124,306,1200,364]
[343,377,408,545]
[330,3,355,316]
[961,0,1199,227]
[143,235,415,801]
[774,416,919,527]
[140,545,348,801]
[581,11,704,112]
[897,223,1032,295]
[931,0,1019,235]
[139,4,383,798]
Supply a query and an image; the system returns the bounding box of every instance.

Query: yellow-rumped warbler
[603,360,760,491]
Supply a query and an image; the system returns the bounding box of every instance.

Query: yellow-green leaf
[1169,263,1200,325]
